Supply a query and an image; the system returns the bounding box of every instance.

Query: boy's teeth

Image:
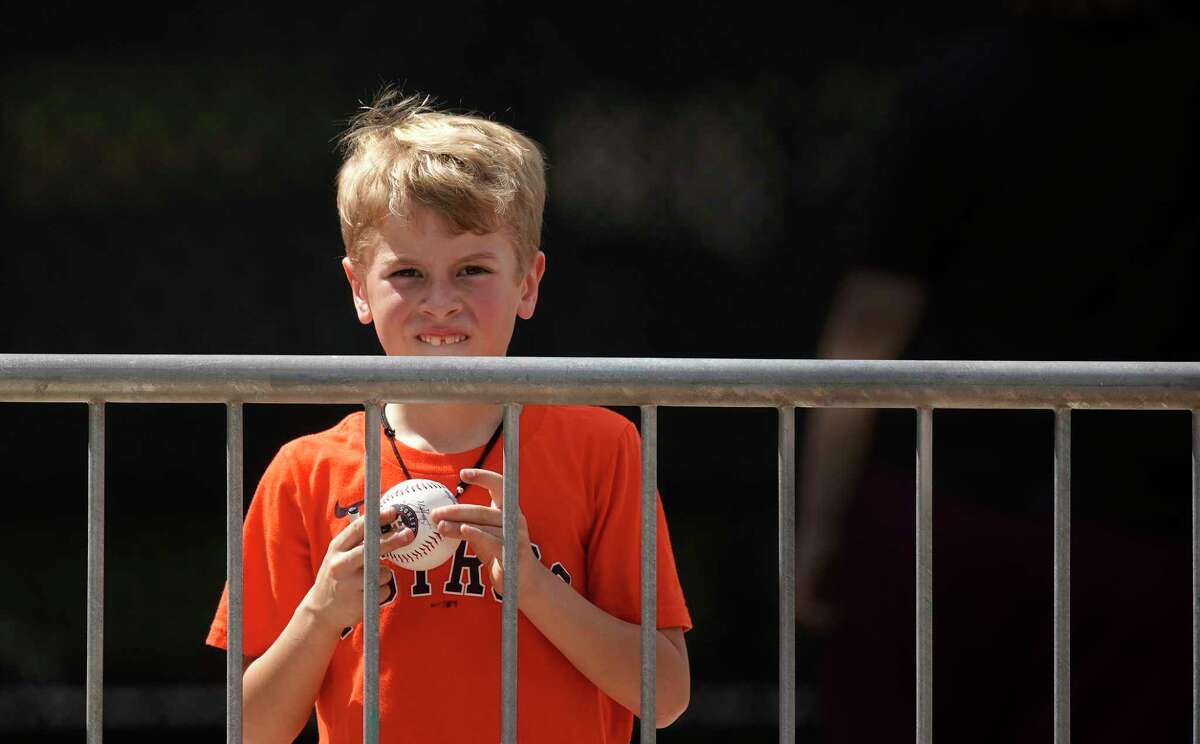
[419,335,466,346]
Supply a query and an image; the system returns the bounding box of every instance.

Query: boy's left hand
[430,468,543,594]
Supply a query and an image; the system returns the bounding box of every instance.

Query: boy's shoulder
[275,410,365,465]
[526,404,636,449]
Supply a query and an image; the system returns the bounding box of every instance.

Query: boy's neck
[383,402,505,454]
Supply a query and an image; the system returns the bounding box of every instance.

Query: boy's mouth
[417,334,468,346]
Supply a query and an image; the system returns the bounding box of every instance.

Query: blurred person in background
[796,1,1198,741]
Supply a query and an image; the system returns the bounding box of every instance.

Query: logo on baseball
[380,479,460,571]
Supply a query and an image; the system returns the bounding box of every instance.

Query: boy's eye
[459,265,491,276]
[390,268,421,278]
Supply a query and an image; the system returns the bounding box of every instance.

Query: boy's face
[342,207,546,358]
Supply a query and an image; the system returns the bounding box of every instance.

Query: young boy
[206,91,692,743]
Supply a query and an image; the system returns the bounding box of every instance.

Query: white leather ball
[380,479,460,571]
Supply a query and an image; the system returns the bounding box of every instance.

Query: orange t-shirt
[207,405,691,743]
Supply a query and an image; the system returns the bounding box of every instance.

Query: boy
[206,90,692,743]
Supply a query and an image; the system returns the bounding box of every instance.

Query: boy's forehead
[365,210,521,264]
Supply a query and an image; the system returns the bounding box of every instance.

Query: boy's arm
[520,564,690,727]
[242,604,342,743]
[433,469,690,728]
[240,508,413,744]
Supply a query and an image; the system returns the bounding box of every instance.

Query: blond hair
[336,90,547,267]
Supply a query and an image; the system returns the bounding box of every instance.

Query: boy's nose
[419,280,463,318]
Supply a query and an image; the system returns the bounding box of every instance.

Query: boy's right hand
[303,505,414,633]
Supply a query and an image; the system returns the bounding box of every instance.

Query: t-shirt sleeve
[206,444,317,657]
[585,421,692,632]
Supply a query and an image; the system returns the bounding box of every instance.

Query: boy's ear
[341,257,374,325]
[517,251,547,321]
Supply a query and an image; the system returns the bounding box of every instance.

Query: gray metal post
[1055,409,1071,744]
[6,356,1200,410]
[916,408,933,744]
[779,406,796,744]
[1194,410,1199,744]
[502,404,522,744]
[87,401,105,744]
[640,406,659,743]
[226,402,244,744]
[363,404,381,744]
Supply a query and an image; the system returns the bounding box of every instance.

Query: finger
[376,568,394,606]
[331,505,401,551]
[335,537,392,575]
[433,520,485,541]
[331,544,365,575]
[380,527,414,552]
[459,523,503,552]
[341,527,412,572]
[330,516,368,551]
[430,504,501,526]
[460,468,505,506]
[438,521,513,545]
[462,523,503,541]
[377,504,405,535]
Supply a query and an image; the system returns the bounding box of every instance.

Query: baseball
[380,479,460,571]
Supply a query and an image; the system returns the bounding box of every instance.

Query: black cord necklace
[380,405,504,500]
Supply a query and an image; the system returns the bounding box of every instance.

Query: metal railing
[3,354,1200,744]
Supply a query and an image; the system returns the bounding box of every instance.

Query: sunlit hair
[336,89,546,268]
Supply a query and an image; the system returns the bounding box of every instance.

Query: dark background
[2,2,1197,741]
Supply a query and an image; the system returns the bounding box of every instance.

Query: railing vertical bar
[916,408,933,744]
[363,404,381,744]
[779,405,796,744]
[226,402,244,744]
[1054,409,1071,744]
[1194,410,1199,744]
[86,401,105,744]
[501,404,522,744]
[640,405,659,743]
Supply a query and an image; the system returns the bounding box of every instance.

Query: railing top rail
[1,354,1198,409]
